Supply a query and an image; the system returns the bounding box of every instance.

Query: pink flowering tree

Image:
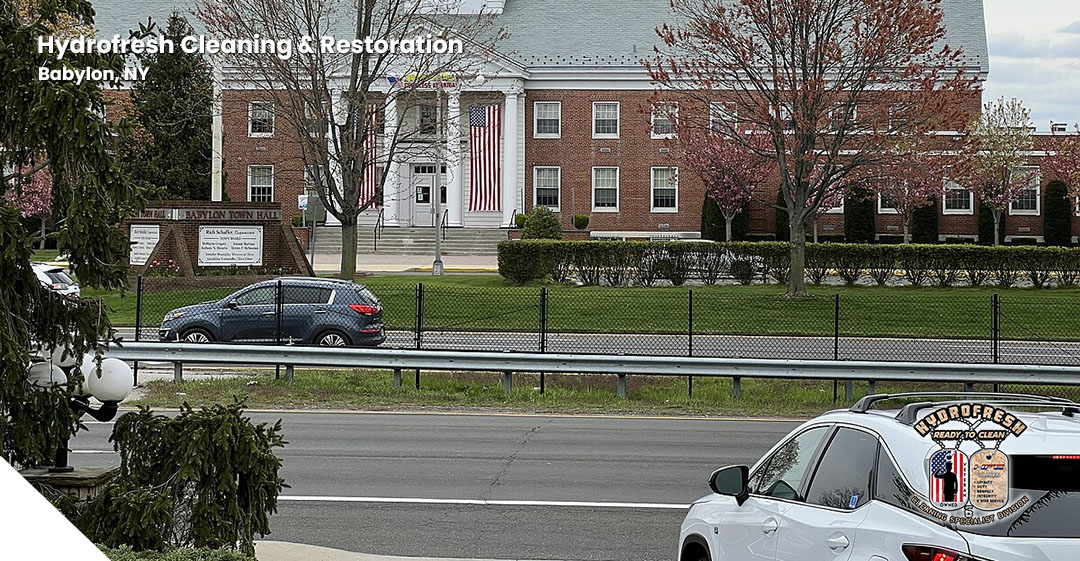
[1047,124,1080,198]
[959,98,1036,246]
[683,130,771,240]
[808,186,845,243]
[875,134,948,242]
[5,164,53,247]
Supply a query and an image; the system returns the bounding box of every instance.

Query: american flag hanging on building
[929,449,967,505]
[359,106,379,208]
[469,104,501,211]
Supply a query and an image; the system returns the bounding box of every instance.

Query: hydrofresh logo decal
[910,402,1028,526]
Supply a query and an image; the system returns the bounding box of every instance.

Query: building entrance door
[412,164,446,227]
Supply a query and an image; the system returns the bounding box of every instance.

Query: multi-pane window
[651,167,678,212]
[651,103,678,138]
[248,166,274,202]
[943,182,973,214]
[534,167,561,209]
[418,104,438,135]
[592,167,619,210]
[593,102,620,138]
[829,104,857,131]
[877,192,900,214]
[711,102,738,134]
[778,105,795,131]
[248,102,274,136]
[1010,167,1041,215]
[304,103,327,137]
[534,102,561,137]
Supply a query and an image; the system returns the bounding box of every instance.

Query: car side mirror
[709,465,750,506]
[225,301,239,309]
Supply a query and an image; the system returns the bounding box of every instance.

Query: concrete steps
[313,226,508,256]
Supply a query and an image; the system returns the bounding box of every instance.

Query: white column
[383,95,402,226]
[210,56,223,201]
[324,89,345,226]
[501,88,522,226]
[446,90,464,227]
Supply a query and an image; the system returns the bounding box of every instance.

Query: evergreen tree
[844,185,875,243]
[911,197,939,244]
[701,196,723,241]
[978,201,1005,245]
[1043,180,1072,246]
[731,201,750,240]
[122,12,213,200]
[774,189,789,241]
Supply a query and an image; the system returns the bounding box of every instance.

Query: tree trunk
[786,216,808,297]
[725,216,733,242]
[812,218,818,244]
[903,221,911,244]
[992,209,1001,247]
[340,220,358,279]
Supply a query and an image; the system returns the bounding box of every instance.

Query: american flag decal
[469,104,501,211]
[929,449,968,507]
[359,106,379,208]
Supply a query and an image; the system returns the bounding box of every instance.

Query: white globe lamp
[27,362,68,388]
[80,358,133,403]
[48,345,78,368]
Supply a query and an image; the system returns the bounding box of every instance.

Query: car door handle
[826,534,849,551]
[262,311,276,316]
[761,518,778,535]
[313,309,327,314]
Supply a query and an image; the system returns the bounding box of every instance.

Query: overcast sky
[984,0,1080,130]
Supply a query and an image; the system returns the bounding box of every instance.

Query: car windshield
[957,455,1080,538]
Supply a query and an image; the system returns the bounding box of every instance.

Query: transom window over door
[593,102,620,138]
[651,167,678,212]
[248,166,274,202]
[592,167,619,211]
[534,167,560,209]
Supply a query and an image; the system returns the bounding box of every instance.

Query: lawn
[94,274,1080,342]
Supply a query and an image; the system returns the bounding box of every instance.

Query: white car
[32,263,79,297]
[679,392,1080,561]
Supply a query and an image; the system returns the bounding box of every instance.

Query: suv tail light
[902,545,974,561]
[350,304,380,315]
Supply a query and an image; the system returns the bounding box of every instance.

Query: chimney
[482,0,505,14]
[1051,121,1068,133]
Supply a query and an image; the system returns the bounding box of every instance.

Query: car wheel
[179,328,214,344]
[317,330,350,347]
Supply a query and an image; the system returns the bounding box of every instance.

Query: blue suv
[159,277,385,347]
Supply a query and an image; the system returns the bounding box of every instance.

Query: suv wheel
[180,328,213,343]
[317,331,350,347]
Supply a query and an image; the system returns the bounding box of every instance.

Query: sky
[984,0,1080,130]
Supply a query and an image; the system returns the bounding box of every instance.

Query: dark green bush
[756,242,790,284]
[805,244,830,285]
[702,197,724,241]
[521,206,562,240]
[514,213,528,229]
[573,214,590,230]
[99,545,253,561]
[1044,180,1072,246]
[954,245,992,287]
[867,245,898,286]
[844,186,875,243]
[731,203,750,241]
[696,244,729,285]
[497,241,546,284]
[978,202,1005,246]
[828,243,873,286]
[992,247,1021,287]
[897,245,933,286]
[912,199,939,244]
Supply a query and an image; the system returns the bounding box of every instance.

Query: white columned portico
[501,87,523,226]
[383,95,402,226]
[324,89,347,226]
[446,89,464,227]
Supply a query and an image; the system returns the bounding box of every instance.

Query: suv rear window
[45,270,74,285]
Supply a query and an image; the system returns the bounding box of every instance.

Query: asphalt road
[68,411,800,560]
[113,327,1080,365]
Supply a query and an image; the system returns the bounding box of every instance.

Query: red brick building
[96,0,1078,244]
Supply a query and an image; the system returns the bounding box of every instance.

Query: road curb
[255,541,558,561]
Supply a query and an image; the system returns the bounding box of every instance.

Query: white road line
[70,450,114,454]
[279,496,690,510]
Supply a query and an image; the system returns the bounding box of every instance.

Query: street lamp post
[432,71,446,276]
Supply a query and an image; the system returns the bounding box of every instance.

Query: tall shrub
[844,186,876,243]
[701,197,724,241]
[521,206,562,240]
[978,202,1004,246]
[911,198,939,244]
[1044,180,1072,246]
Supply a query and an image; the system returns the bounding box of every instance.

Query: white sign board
[197,226,263,266]
[129,225,160,266]
[298,194,309,210]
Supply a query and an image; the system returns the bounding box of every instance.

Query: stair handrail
[508,208,519,229]
[373,207,385,252]
[440,209,449,242]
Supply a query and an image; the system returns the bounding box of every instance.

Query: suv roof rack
[272,276,354,284]
[851,393,1080,425]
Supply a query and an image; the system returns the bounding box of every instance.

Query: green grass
[31,249,63,262]
[93,274,1080,341]
[134,369,1054,417]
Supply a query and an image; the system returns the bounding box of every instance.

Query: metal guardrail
[105,342,1080,399]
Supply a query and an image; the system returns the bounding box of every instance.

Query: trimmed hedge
[100,546,252,561]
[497,240,1080,288]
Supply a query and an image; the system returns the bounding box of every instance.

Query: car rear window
[355,286,379,305]
[45,270,74,285]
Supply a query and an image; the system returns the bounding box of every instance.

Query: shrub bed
[497,240,1080,288]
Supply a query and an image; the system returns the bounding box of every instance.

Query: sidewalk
[255,541,546,561]
[312,253,497,274]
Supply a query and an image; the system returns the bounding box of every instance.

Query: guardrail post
[867,380,875,395]
[275,280,283,380]
[286,365,294,385]
[617,374,627,398]
[539,286,547,395]
[503,371,513,394]
[173,361,183,383]
[134,275,143,386]
[964,382,974,392]
[415,283,424,389]
[687,289,694,400]
[833,294,840,402]
[845,380,854,402]
[393,368,402,388]
[992,293,1000,365]
[732,377,742,400]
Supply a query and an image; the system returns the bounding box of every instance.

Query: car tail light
[52,283,62,289]
[350,304,380,315]
[1052,455,1080,460]
[902,545,973,561]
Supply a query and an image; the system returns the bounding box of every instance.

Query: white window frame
[1008,166,1041,216]
[829,104,857,131]
[591,166,620,212]
[711,102,738,134]
[942,181,974,215]
[823,197,844,214]
[532,166,561,210]
[247,165,274,202]
[533,101,561,139]
[876,192,900,215]
[650,166,679,213]
[592,102,620,139]
[248,101,275,137]
[651,102,678,139]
